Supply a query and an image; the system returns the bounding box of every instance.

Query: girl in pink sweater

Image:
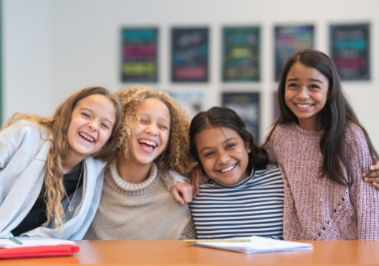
[264,49,378,240]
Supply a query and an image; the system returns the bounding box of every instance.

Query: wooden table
[1,240,379,265]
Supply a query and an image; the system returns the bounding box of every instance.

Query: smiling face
[66,94,116,163]
[195,126,251,186]
[284,61,329,130]
[127,98,171,168]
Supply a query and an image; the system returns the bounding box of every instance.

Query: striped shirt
[189,164,284,239]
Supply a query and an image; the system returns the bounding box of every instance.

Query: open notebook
[0,237,79,259]
[192,236,313,254]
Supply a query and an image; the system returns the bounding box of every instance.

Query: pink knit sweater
[265,122,379,240]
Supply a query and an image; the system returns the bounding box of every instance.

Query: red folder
[0,244,80,259]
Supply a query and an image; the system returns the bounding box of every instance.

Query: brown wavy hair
[115,85,194,176]
[5,86,123,228]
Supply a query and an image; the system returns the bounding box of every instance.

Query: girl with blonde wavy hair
[0,86,122,239]
[85,85,196,240]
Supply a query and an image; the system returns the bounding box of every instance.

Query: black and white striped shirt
[189,164,284,239]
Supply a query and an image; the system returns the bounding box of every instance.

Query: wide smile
[294,103,314,111]
[138,138,158,152]
[218,163,237,173]
[79,132,96,143]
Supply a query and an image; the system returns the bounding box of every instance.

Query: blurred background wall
[2,0,379,147]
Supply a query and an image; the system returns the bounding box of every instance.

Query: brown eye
[81,112,90,118]
[226,143,236,149]
[203,152,214,158]
[101,123,110,130]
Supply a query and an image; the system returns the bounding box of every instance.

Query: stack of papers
[0,237,80,259]
[192,236,313,254]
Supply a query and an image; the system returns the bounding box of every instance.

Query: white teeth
[139,140,157,147]
[297,104,312,108]
[79,133,95,142]
[221,165,234,173]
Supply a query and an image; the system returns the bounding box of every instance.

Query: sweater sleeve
[179,218,196,240]
[0,120,45,169]
[346,124,379,240]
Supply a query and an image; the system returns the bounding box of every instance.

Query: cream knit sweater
[265,122,379,240]
[84,162,195,240]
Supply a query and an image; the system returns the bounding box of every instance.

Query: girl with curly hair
[0,86,123,239]
[85,86,195,240]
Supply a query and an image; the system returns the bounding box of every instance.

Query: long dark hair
[265,49,378,186]
[189,106,269,174]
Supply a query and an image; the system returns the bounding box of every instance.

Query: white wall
[3,0,379,147]
[3,0,51,117]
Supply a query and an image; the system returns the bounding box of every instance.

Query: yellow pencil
[184,238,250,243]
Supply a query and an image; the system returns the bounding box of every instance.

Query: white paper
[0,237,76,249]
[194,236,313,254]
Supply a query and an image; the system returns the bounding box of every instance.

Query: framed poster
[329,23,370,80]
[168,90,204,119]
[171,27,209,82]
[121,28,158,82]
[222,26,260,82]
[274,25,314,81]
[222,92,260,142]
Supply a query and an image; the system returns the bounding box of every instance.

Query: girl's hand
[362,156,379,190]
[189,165,209,196]
[170,182,194,205]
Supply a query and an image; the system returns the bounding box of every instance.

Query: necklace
[63,164,83,212]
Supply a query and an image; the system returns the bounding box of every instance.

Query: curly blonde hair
[116,85,194,176]
[5,86,123,229]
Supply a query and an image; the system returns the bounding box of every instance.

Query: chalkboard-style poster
[330,23,370,80]
[222,26,260,82]
[168,90,204,119]
[121,28,158,82]
[274,25,314,81]
[222,92,260,142]
[171,27,209,82]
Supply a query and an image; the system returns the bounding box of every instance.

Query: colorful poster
[222,92,260,142]
[222,26,260,82]
[330,23,370,80]
[274,25,314,81]
[121,28,158,82]
[171,27,209,82]
[168,90,204,119]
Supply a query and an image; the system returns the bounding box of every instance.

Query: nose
[298,86,310,99]
[216,152,230,165]
[146,123,158,135]
[88,119,99,131]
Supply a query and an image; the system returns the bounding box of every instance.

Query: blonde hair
[116,85,194,176]
[5,86,123,228]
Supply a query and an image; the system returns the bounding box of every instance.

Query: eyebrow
[287,78,324,83]
[80,107,115,126]
[198,137,236,154]
[138,113,170,124]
